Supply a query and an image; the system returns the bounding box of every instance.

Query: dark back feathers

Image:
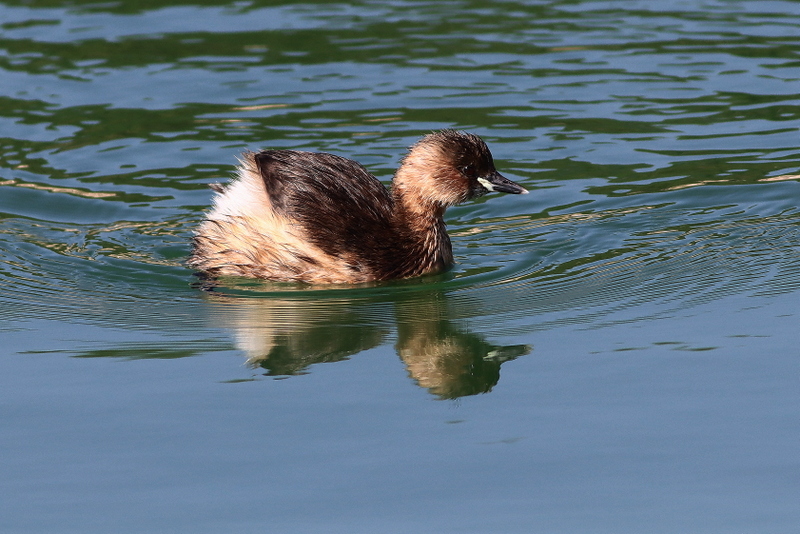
[254,150,399,264]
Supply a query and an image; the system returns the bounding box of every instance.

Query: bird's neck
[391,187,453,276]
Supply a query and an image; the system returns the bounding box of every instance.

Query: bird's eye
[462,164,475,176]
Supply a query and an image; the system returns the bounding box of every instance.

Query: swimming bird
[188,130,527,283]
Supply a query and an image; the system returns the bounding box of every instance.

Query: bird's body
[188,130,527,283]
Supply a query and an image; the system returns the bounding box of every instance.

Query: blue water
[1,0,799,532]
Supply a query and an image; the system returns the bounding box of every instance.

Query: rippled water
[2,1,799,532]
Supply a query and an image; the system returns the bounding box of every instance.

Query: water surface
[1,1,799,532]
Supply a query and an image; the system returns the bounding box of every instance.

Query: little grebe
[188,130,527,283]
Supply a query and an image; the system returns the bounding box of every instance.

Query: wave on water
[3,174,798,397]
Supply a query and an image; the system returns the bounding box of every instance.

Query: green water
[2,1,799,532]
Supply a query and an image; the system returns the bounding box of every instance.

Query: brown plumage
[188,130,528,283]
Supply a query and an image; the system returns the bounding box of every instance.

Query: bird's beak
[478,171,528,195]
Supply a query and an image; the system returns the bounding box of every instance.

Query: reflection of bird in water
[206,289,529,398]
[395,296,529,399]
[189,130,526,283]
[213,296,389,376]
[397,322,528,399]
